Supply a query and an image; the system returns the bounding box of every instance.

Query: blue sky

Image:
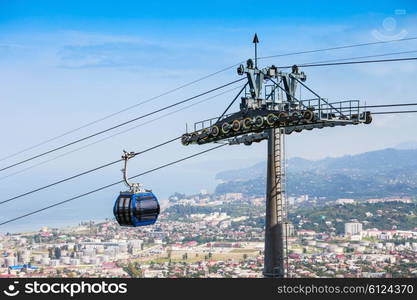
[0,1,411,22]
[0,1,417,232]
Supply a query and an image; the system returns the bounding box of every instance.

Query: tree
[124,263,143,278]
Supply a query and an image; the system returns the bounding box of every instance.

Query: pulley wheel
[254,115,264,128]
[221,122,231,134]
[211,125,220,137]
[242,118,252,130]
[266,113,277,126]
[303,110,314,121]
[232,119,242,132]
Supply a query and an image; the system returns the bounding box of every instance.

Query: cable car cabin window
[134,196,159,220]
[116,196,132,225]
[139,198,158,211]
[140,215,157,222]
[117,197,125,224]
[123,197,132,225]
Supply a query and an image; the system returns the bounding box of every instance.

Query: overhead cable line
[0,144,226,226]
[372,110,417,115]
[0,86,241,182]
[3,36,416,163]
[0,65,239,163]
[258,36,417,60]
[216,83,248,122]
[362,102,417,109]
[279,57,417,68]
[311,102,417,111]
[2,109,417,220]
[0,78,244,173]
[281,49,417,69]
[0,136,180,205]
[7,101,416,206]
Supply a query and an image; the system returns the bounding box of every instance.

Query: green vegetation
[166,201,417,234]
[123,262,143,278]
[165,202,263,221]
[290,202,417,233]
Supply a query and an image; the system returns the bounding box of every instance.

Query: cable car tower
[181,34,372,278]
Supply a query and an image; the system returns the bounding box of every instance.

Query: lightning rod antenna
[253,33,259,68]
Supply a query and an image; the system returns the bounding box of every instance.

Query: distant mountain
[395,140,417,150]
[216,161,266,182]
[215,148,417,199]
